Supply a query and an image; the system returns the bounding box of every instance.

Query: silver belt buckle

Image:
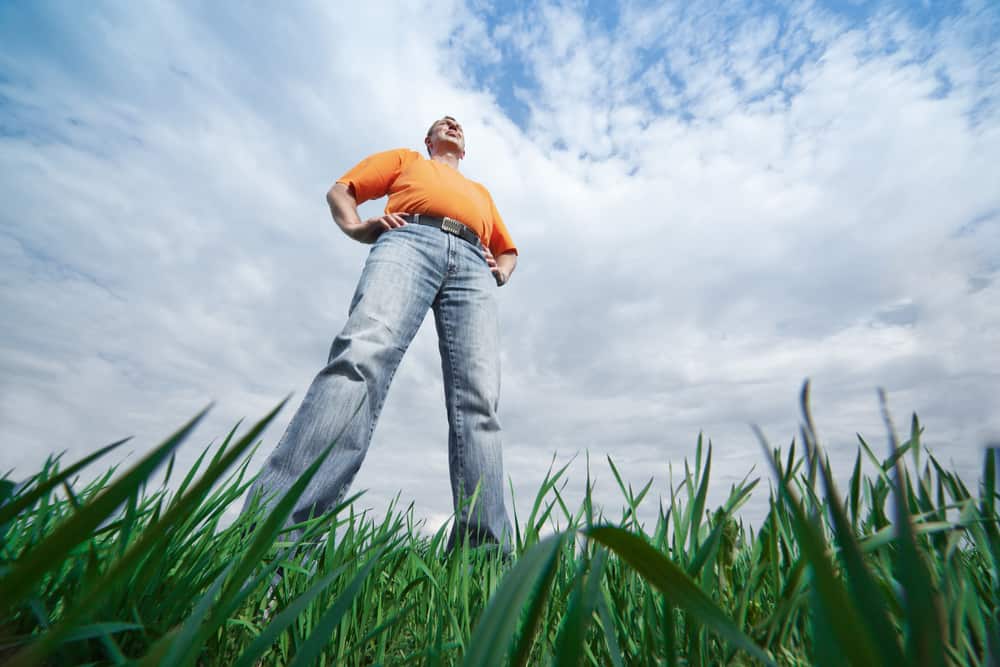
[441,216,463,236]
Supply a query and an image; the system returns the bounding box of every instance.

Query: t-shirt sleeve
[336,149,416,204]
[487,194,517,257]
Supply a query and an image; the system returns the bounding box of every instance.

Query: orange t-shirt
[336,149,517,257]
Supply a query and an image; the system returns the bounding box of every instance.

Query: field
[1,385,997,666]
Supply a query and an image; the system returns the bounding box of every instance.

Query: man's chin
[439,141,465,157]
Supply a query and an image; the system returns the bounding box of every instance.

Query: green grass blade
[509,531,566,667]
[595,590,625,667]
[171,443,213,505]
[508,550,559,667]
[597,591,625,667]
[554,547,608,667]
[587,525,775,666]
[818,453,906,665]
[521,456,571,548]
[686,514,725,578]
[980,447,1000,580]
[162,439,337,666]
[509,475,523,550]
[0,478,16,506]
[286,547,386,667]
[688,443,712,554]
[462,532,566,667]
[6,402,286,666]
[849,448,862,530]
[880,390,947,667]
[0,408,208,614]
[61,622,143,644]
[233,563,360,667]
[145,561,234,667]
[0,438,129,529]
[0,622,142,651]
[757,427,883,667]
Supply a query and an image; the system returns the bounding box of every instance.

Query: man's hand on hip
[482,245,511,286]
[348,213,409,244]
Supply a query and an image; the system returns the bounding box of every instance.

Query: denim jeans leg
[434,238,513,552]
[244,225,445,532]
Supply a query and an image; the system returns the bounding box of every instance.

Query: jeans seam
[368,346,405,438]
[440,293,465,490]
[447,235,458,276]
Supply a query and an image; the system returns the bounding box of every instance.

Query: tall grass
[1,383,997,665]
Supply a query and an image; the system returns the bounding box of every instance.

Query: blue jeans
[246,223,512,551]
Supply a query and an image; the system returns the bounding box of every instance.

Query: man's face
[425,117,465,158]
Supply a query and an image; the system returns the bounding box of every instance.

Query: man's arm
[482,193,517,286]
[482,246,517,286]
[326,182,408,244]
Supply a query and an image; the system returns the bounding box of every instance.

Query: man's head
[425,116,465,159]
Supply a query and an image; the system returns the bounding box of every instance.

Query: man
[246,116,517,552]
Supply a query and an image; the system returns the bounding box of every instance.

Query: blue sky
[1,0,998,531]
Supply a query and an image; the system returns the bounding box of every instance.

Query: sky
[2,0,998,534]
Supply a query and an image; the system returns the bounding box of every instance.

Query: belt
[404,213,480,247]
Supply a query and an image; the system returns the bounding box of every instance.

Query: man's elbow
[326,183,341,206]
[327,182,354,205]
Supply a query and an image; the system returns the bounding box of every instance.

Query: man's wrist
[343,220,371,243]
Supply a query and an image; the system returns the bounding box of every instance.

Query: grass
[1,382,997,665]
